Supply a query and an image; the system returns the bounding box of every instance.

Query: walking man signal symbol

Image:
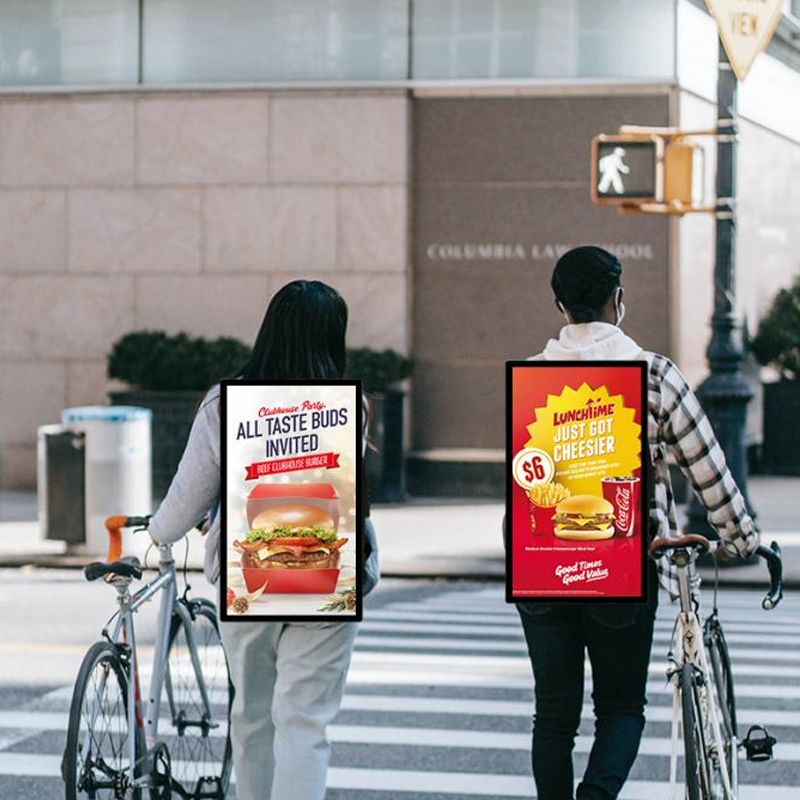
[598,147,630,195]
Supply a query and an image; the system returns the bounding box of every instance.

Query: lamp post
[685,40,756,537]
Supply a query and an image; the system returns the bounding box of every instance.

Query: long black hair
[239,280,348,380]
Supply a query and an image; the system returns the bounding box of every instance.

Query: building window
[0,0,139,86]
[412,0,676,80]
[142,0,409,83]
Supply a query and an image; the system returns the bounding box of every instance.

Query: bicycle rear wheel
[63,641,146,800]
[163,598,232,799]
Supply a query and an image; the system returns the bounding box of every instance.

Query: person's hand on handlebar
[718,523,760,560]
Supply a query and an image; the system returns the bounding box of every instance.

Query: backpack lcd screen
[220,380,363,622]
[506,361,648,603]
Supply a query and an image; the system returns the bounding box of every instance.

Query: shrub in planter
[108,330,250,497]
[751,274,800,474]
[345,348,413,503]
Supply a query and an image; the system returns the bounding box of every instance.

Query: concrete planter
[109,389,204,499]
[365,389,406,503]
[761,381,800,475]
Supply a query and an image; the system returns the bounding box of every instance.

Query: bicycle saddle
[649,534,710,560]
[84,556,143,582]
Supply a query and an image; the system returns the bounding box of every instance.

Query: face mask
[614,289,626,326]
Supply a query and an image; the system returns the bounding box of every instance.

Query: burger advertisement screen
[220,380,362,621]
[506,362,647,602]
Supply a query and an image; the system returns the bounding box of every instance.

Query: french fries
[528,482,570,508]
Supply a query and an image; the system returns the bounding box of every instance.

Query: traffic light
[591,135,663,205]
[591,131,706,214]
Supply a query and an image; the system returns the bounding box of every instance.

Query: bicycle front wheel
[63,641,146,800]
[163,598,232,799]
[681,663,708,800]
[706,617,737,733]
[705,616,737,787]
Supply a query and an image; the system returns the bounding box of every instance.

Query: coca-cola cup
[601,476,641,538]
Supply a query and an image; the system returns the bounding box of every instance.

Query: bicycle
[61,515,233,800]
[648,534,783,800]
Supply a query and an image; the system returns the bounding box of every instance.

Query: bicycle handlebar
[649,533,784,611]
[103,515,152,563]
[757,541,783,611]
[101,514,206,565]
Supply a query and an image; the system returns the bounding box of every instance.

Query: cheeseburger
[233,504,347,569]
[552,495,615,540]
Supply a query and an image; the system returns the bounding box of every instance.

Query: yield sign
[705,0,784,81]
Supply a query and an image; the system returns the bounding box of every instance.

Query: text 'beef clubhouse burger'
[233,505,348,570]
[552,495,615,540]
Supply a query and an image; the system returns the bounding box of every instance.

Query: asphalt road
[0,569,798,799]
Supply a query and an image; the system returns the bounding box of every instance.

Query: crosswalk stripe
[330,726,800,760]
[397,599,800,615]
[350,650,800,678]
[360,620,800,646]
[367,609,800,632]
[5,707,800,761]
[354,634,800,662]
[347,671,800,699]
[340,693,800,727]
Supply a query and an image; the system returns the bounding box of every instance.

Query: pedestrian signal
[591,135,663,205]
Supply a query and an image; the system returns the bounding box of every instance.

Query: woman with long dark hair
[147,280,378,800]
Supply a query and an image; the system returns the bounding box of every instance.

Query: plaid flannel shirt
[645,352,759,598]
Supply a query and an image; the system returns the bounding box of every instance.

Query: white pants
[219,619,359,800]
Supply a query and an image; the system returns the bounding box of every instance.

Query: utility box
[37,425,86,544]
[60,406,153,556]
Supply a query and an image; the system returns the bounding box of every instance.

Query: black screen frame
[219,378,363,622]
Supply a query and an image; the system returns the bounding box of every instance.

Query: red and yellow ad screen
[506,362,647,602]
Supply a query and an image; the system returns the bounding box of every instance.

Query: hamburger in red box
[234,483,347,594]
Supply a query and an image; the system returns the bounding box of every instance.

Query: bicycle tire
[705,616,737,737]
[681,663,705,800]
[63,640,147,800]
[163,598,233,799]
[705,615,738,793]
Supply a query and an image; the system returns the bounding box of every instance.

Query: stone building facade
[0,92,410,487]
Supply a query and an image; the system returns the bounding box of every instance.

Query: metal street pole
[685,40,756,537]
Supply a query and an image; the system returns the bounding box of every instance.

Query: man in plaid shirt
[517,246,759,800]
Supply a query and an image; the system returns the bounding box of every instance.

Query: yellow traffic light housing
[664,141,701,206]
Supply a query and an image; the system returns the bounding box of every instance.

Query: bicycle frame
[667,555,736,800]
[93,541,215,794]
